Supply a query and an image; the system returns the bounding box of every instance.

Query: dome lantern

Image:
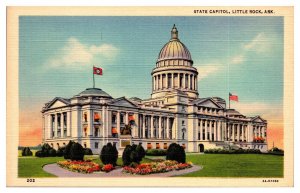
[171,24,178,40]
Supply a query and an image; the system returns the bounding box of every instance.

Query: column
[89,111,93,136]
[217,120,221,141]
[188,74,191,90]
[125,113,129,125]
[158,116,162,139]
[153,76,155,91]
[48,115,51,139]
[242,125,245,142]
[150,115,154,138]
[166,117,170,139]
[171,73,174,89]
[160,74,163,90]
[204,120,207,140]
[183,74,186,89]
[199,119,203,140]
[117,111,121,135]
[195,76,198,91]
[191,75,194,90]
[237,124,240,142]
[177,73,180,88]
[209,120,212,141]
[142,115,146,138]
[67,111,71,137]
[164,74,168,89]
[231,124,235,141]
[213,121,217,141]
[55,114,58,138]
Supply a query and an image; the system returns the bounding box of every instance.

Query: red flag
[93,66,103,75]
[229,93,238,102]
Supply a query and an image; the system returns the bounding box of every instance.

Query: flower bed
[57,160,114,173]
[122,160,192,175]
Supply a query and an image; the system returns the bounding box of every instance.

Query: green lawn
[18,156,64,177]
[181,154,283,177]
[18,153,283,178]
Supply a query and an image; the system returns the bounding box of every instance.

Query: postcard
[6,6,294,187]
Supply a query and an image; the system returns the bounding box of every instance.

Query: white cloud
[46,37,119,69]
[196,65,220,80]
[243,32,269,53]
[230,54,245,65]
[231,101,283,121]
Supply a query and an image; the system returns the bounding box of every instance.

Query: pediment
[197,99,222,108]
[251,116,266,123]
[46,98,69,109]
[110,98,138,108]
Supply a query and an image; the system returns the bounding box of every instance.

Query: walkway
[43,163,202,177]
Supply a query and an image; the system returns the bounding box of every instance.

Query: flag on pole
[229,93,238,102]
[93,66,103,75]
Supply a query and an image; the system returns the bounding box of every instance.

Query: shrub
[35,143,56,157]
[64,141,75,159]
[268,147,284,156]
[56,147,65,157]
[112,143,118,165]
[122,145,133,166]
[136,144,146,159]
[41,143,52,157]
[70,142,84,161]
[35,150,44,157]
[48,148,57,157]
[100,143,118,166]
[166,143,186,163]
[122,144,146,166]
[146,149,167,156]
[22,147,33,156]
[84,148,93,155]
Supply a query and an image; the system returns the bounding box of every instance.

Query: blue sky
[19,16,283,120]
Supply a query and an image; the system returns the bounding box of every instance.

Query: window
[182,132,185,140]
[156,143,160,149]
[94,112,100,122]
[182,120,185,126]
[95,142,98,149]
[112,113,116,124]
[63,113,67,128]
[147,143,152,150]
[84,143,87,148]
[57,143,60,148]
[120,113,124,124]
[83,112,88,122]
[94,126,99,137]
[63,142,66,146]
[163,143,168,149]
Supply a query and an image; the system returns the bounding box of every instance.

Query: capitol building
[42,25,268,154]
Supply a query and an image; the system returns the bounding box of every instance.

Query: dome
[157,24,192,63]
[76,88,112,98]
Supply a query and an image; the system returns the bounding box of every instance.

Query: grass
[180,154,283,177]
[18,156,64,177]
[18,153,283,178]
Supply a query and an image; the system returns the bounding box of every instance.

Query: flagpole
[93,65,95,88]
[228,93,231,109]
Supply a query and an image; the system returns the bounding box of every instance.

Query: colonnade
[47,112,70,138]
[197,119,266,142]
[153,72,197,91]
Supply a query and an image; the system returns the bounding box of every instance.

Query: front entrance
[199,144,204,152]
